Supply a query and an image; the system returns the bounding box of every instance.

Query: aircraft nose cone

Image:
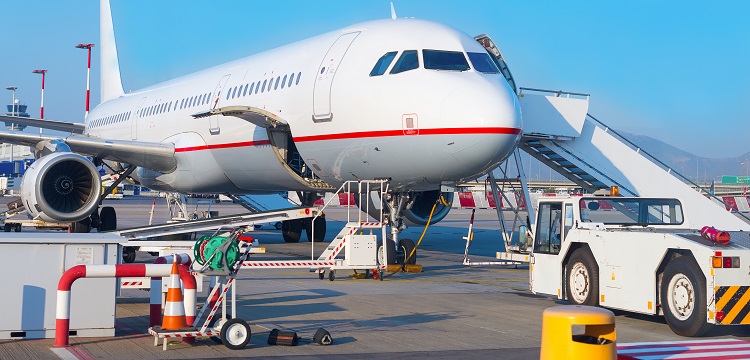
[439,77,522,181]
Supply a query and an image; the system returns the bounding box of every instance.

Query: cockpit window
[467,52,500,74]
[390,50,419,74]
[423,50,470,71]
[370,51,397,76]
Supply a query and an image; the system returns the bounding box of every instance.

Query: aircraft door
[530,202,565,297]
[132,97,147,140]
[312,31,360,122]
[209,74,231,135]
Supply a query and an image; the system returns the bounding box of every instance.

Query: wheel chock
[268,329,299,346]
[385,264,423,273]
[313,328,333,345]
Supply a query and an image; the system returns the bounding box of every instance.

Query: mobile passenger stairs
[463,87,750,265]
[241,180,391,280]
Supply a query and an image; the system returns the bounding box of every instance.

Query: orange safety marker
[161,259,189,330]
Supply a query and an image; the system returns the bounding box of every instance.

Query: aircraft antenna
[390,2,397,20]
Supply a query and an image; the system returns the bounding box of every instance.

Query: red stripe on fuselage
[173,127,520,152]
[175,140,271,152]
[293,127,521,143]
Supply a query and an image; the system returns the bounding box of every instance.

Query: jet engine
[20,152,102,223]
[357,189,454,226]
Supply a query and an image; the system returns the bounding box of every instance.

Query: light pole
[33,69,47,136]
[75,43,94,119]
[5,86,17,163]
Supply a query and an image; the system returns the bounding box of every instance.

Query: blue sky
[2,1,748,158]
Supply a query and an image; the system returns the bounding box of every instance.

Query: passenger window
[390,50,419,74]
[242,84,248,96]
[281,75,287,88]
[262,79,267,93]
[423,50,470,71]
[288,73,295,87]
[467,52,500,74]
[255,81,260,94]
[225,89,230,100]
[248,83,254,95]
[370,51,397,76]
[274,77,280,90]
[296,72,301,85]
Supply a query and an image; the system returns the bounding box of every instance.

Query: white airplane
[0,1,521,260]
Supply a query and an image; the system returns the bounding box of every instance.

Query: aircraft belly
[210,146,316,192]
[296,132,518,191]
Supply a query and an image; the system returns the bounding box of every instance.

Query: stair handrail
[586,113,750,223]
[519,87,590,100]
[311,180,390,259]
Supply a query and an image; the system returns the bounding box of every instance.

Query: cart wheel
[318,271,325,280]
[313,327,333,345]
[208,315,232,344]
[14,223,21,232]
[328,270,335,281]
[220,318,251,350]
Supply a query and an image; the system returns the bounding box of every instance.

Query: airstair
[516,88,750,231]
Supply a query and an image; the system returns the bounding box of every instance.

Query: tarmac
[1,197,749,359]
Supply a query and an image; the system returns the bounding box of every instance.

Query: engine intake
[21,152,102,223]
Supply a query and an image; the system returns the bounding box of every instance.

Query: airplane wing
[0,115,86,134]
[0,130,176,173]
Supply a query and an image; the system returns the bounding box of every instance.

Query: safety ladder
[463,148,533,266]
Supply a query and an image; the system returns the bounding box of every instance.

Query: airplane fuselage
[86,19,522,194]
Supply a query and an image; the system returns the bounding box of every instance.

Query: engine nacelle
[357,190,454,226]
[402,190,454,225]
[21,152,102,223]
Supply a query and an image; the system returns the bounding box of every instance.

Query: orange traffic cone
[161,259,189,330]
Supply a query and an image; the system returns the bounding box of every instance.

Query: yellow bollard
[540,305,616,360]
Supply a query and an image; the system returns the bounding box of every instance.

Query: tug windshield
[579,198,684,225]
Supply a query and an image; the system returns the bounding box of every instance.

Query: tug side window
[535,202,563,255]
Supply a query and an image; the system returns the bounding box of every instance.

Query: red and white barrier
[55,261,196,348]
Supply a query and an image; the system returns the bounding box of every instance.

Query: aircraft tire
[378,239,397,265]
[122,246,136,263]
[282,219,303,243]
[400,238,417,265]
[305,215,326,242]
[99,206,117,231]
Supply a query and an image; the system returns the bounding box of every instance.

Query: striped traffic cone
[161,259,189,330]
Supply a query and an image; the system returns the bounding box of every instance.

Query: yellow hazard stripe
[724,288,750,324]
[716,286,739,312]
